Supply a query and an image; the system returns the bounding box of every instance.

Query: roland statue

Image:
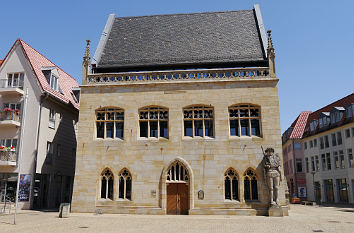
[262,147,282,208]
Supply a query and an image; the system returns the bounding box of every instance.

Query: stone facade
[72,6,288,216]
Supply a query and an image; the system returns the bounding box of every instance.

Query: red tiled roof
[0,60,3,67]
[17,39,79,110]
[303,93,354,134]
[289,111,312,139]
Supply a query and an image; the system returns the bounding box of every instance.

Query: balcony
[0,150,17,166]
[0,79,24,95]
[86,67,272,85]
[0,110,21,127]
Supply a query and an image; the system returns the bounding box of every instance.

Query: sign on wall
[298,187,307,198]
[19,174,31,202]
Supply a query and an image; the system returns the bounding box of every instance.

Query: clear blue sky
[1,0,353,132]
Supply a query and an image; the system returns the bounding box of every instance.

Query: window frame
[243,169,258,201]
[118,168,132,200]
[100,168,114,200]
[224,168,239,201]
[228,104,261,137]
[50,73,59,91]
[183,105,214,138]
[139,106,169,139]
[95,107,124,140]
[49,108,55,129]
[6,73,24,88]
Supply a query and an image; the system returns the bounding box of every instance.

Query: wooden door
[167,183,189,215]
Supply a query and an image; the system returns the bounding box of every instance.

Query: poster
[19,174,31,202]
[298,186,307,198]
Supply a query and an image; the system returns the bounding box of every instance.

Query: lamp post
[311,170,316,203]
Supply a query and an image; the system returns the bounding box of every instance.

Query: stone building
[72,5,288,215]
[282,111,311,201]
[302,93,354,204]
[0,39,79,209]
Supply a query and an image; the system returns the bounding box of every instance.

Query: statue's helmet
[265,147,274,154]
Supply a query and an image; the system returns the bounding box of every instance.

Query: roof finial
[266,30,276,78]
[84,39,91,63]
[267,30,274,51]
[82,39,91,85]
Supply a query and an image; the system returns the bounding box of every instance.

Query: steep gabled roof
[94,7,267,71]
[289,111,312,139]
[12,39,79,110]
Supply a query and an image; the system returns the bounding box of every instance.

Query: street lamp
[310,170,316,203]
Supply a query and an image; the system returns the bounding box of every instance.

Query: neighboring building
[282,111,311,201]
[72,5,288,215]
[0,60,3,66]
[302,93,354,204]
[0,39,79,209]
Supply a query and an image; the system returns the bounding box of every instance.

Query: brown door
[167,183,189,215]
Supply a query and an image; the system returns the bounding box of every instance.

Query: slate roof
[96,9,267,70]
[1,39,79,110]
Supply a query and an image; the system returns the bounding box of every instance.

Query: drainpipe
[292,139,298,198]
[14,88,28,224]
[32,93,48,209]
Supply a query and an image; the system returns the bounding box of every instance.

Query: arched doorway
[166,161,189,215]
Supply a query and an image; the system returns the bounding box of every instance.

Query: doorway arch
[160,157,194,215]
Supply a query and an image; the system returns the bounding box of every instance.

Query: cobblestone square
[1,205,354,233]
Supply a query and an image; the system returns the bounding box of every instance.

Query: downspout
[292,139,298,198]
[31,92,48,209]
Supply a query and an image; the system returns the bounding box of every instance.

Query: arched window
[244,169,258,201]
[118,169,132,200]
[139,106,168,139]
[96,108,124,139]
[166,161,189,182]
[224,168,239,201]
[229,104,261,137]
[101,169,114,200]
[183,105,214,137]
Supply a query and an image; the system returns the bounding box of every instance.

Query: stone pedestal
[268,206,284,217]
[59,203,70,218]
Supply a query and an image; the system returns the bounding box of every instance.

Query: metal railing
[0,79,24,89]
[87,67,271,85]
[0,111,21,122]
[0,151,17,162]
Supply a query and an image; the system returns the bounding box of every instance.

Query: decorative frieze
[87,67,271,85]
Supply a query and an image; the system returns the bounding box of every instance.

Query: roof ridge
[310,93,354,115]
[115,9,253,20]
[19,39,78,83]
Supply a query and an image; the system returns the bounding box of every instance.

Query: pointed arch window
[96,108,124,139]
[229,104,261,137]
[224,168,239,201]
[101,169,114,200]
[183,105,214,137]
[118,169,132,200]
[166,161,189,182]
[139,106,168,139]
[244,169,258,201]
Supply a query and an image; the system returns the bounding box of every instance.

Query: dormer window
[346,104,354,119]
[50,74,58,91]
[42,66,60,92]
[310,119,318,132]
[319,112,330,128]
[330,107,344,124]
